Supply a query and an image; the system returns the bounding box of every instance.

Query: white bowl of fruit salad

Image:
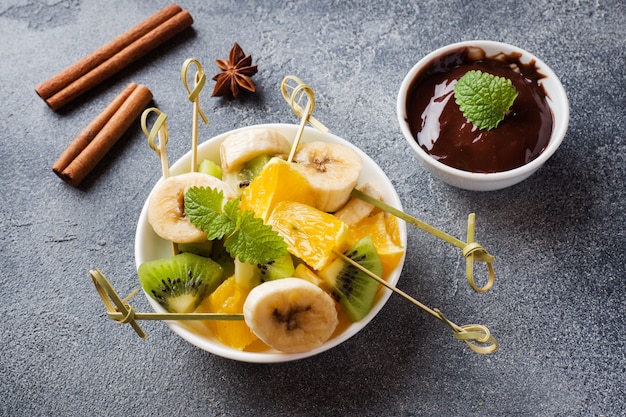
[135,123,406,363]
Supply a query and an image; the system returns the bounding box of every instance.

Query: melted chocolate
[406,47,553,173]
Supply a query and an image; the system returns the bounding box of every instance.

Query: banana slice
[220,127,291,173]
[148,172,237,244]
[292,142,363,213]
[333,182,381,226]
[243,278,339,353]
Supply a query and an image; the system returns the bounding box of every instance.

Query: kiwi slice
[256,253,296,281]
[209,237,235,278]
[177,240,213,257]
[242,153,273,181]
[318,235,382,322]
[197,159,222,179]
[138,252,225,313]
[234,253,296,288]
[235,153,273,188]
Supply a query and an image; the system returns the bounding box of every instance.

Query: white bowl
[397,40,569,191]
[134,123,407,363]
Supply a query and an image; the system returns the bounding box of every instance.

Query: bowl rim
[134,123,407,363]
[397,40,569,186]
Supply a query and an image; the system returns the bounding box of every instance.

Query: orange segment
[293,263,325,288]
[385,213,403,247]
[267,201,348,271]
[240,158,316,221]
[195,276,258,350]
[347,212,404,277]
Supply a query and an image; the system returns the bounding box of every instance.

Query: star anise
[211,42,258,97]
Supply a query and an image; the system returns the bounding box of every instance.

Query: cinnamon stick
[35,4,192,111]
[53,83,153,186]
[52,83,137,175]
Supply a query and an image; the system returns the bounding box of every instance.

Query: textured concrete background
[1,1,624,416]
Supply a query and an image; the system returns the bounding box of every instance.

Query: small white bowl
[397,40,569,191]
[134,123,407,363]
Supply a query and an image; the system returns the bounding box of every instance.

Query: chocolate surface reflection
[406,47,553,173]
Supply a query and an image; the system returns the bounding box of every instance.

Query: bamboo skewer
[352,189,495,292]
[91,270,243,340]
[282,77,318,162]
[140,107,178,256]
[141,107,171,179]
[106,312,244,321]
[181,58,209,172]
[281,75,329,134]
[333,252,497,354]
[91,263,496,354]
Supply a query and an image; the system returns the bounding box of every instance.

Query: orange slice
[195,276,258,350]
[267,201,348,270]
[347,212,404,277]
[385,212,403,247]
[240,158,316,221]
[293,263,325,288]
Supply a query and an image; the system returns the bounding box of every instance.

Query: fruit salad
[134,124,406,360]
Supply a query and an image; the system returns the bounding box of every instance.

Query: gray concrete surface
[1,1,624,416]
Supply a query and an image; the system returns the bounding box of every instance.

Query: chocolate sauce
[405,47,553,173]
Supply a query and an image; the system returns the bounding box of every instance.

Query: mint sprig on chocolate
[454,70,518,130]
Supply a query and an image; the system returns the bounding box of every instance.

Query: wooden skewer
[141,107,171,179]
[352,189,495,292]
[140,107,178,255]
[181,58,209,172]
[90,270,245,340]
[281,78,317,162]
[333,251,498,354]
[288,88,313,162]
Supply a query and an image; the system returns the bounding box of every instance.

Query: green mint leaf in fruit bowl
[454,70,518,130]
[184,186,288,265]
[225,209,288,265]
[184,186,234,240]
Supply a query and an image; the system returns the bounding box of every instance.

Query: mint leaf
[184,186,287,264]
[184,187,234,240]
[225,210,288,264]
[454,70,518,130]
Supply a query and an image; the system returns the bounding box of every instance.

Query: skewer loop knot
[281,75,328,132]
[181,58,209,124]
[141,107,171,179]
[463,214,495,293]
[435,309,498,354]
[114,304,136,324]
[90,269,146,339]
[141,107,169,155]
